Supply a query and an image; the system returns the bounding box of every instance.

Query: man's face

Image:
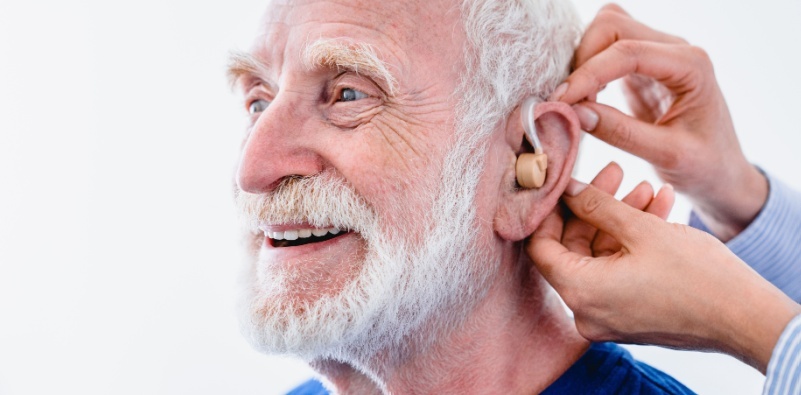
[233,0,501,360]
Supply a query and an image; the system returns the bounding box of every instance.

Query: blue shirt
[286,342,695,394]
[543,342,694,394]
[286,380,326,395]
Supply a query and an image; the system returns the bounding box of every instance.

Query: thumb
[563,179,651,246]
[527,208,595,292]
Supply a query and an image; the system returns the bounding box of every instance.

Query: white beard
[235,137,497,365]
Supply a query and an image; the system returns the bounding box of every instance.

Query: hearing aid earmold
[515,97,548,189]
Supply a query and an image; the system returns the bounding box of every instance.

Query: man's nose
[236,96,322,194]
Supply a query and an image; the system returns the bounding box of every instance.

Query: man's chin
[238,254,494,365]
[236,245,392,359]
[253,233,367,302]
[238,282,342,358]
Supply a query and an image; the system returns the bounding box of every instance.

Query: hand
[550,4,768,241]
[526,164,801,373]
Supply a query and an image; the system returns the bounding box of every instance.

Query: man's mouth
[263,227,347,248]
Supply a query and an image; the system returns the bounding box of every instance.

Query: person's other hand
[526,164,801,373]
[550,4,767,241]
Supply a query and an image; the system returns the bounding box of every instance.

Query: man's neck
[313,249,590,394]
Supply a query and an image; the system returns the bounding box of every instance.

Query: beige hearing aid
[516,97,548,188]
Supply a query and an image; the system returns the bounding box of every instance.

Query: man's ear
[494,101,580,241]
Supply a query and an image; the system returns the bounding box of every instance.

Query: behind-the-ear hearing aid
[516,96,548,189]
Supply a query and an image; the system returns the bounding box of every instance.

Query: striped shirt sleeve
[689,172,801,303]
[763,314,801,395]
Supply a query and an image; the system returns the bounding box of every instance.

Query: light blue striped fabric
[763,314,801,395]
[689,172,801,303]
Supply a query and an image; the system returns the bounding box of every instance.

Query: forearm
[690,172,801,302]
[690,163,768,242]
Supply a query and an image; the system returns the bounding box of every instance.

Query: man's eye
[248,99,270,115]
[338,88,368,102]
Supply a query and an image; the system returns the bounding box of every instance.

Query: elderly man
[229,0,694,393]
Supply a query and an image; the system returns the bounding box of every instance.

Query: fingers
[645,184,675,220]
[532,206,566,250]
[562,180,652,246]
[555,41,707,105]
[571,101,679,169]
[591,181,654,257]
[561,162,623,256]
[588,161,624,194]
[575,5,687,69]
[622,73,674,123]
[527,208,584,284]
[590,182,675,257]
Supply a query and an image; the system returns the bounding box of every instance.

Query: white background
[1,0,799,394]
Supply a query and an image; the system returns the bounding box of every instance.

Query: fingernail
[659,183,674,196]
[549,82,569,101]
[564,178,588,197]
[572,104,599,132]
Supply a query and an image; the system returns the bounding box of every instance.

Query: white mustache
[235,172,377,234]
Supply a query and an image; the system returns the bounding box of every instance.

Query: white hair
[457,0,582,141]
[235,0,583,386]
[237,163,493,377]
[302,38,399,95]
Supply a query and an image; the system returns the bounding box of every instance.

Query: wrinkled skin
[232,0,587,393]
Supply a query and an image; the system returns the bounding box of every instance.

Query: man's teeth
[265,227,342,240]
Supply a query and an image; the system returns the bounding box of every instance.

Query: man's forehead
[261,0,409,24]
[255,0,461,49]
[241,0,466,95]
[260,0,457,21]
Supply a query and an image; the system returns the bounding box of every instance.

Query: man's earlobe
[495,99,581,242]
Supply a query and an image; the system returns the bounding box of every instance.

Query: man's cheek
[362,111,444,172]
[330,132,437,212]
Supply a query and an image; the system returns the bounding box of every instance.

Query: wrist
[692,164,768,242]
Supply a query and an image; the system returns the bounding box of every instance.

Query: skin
[526,165,801,373]
[234,0,588,393]
[550,3,768,242]
[526,4,799,375]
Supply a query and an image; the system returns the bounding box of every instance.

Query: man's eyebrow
[226,51,271,89]
[302,38,399,96]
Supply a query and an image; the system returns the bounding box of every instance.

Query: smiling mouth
[264,227,347,248]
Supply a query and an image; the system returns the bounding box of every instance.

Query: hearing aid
[515,96,548,189]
